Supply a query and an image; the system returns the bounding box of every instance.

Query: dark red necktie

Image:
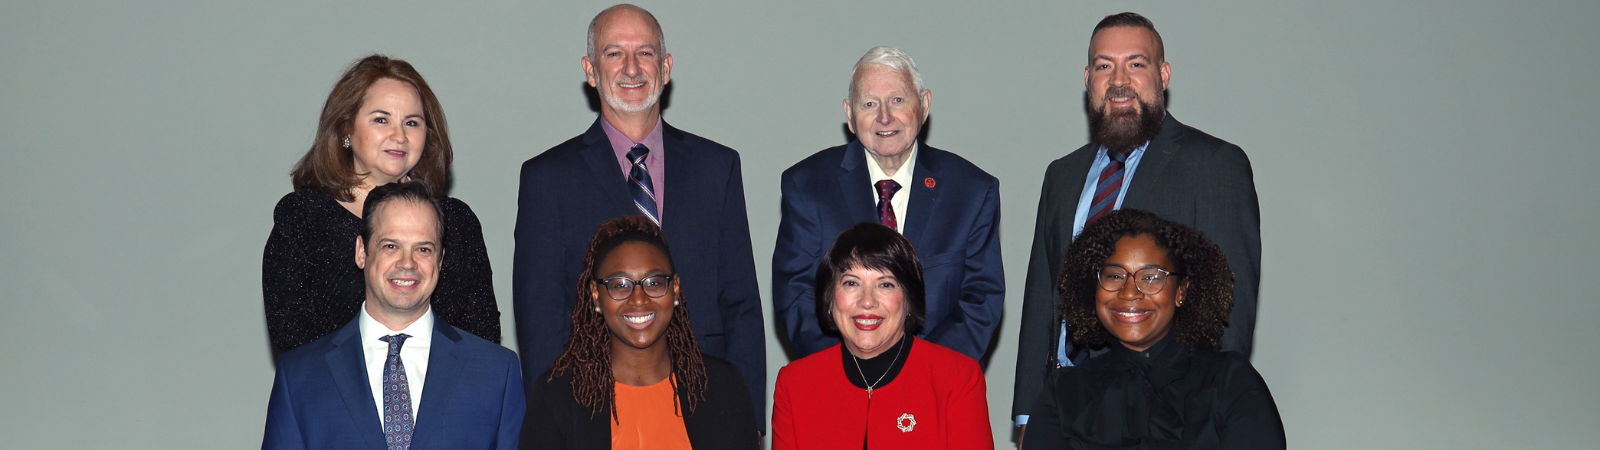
[1086,149,1133,225]
[875,180,901,230]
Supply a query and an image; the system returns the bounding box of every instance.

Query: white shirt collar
[358,302,434,347]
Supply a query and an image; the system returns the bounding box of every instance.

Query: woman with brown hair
[525,216,758,449]
[262,54,499,355]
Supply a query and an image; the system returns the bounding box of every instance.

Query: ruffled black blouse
[262,189,500,354]
[1023,334,1286,449]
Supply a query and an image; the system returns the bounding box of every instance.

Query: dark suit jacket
[1011,113,1261,419]
[522,356,760,450]
[772,142,1003,363]
[262,316,525,450]
[513,119,765,429]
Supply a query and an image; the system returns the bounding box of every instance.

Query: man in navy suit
[773,46,1004,364]
[263,181,524,450]
[512,4,765,431]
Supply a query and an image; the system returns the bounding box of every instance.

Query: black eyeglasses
[596,274,675,301]
[1097,267,1179,295]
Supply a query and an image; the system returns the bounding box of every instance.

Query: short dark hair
[291,54,454,202]
[359,181,446,249]
[1090,12,1165,62]
[814,222,927,336]
[1058,209,1233,350]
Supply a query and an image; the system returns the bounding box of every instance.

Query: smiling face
[845,65,930,162]
[592,241,679,352]
[583,8,672,117]
[356,199,441,323]
[1084,26,1170,150]
[1095,234,1185,352]
[830,265,908,359]
[349,78,426,187]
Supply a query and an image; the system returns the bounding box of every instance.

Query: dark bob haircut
[1059,209,1232,350]
[814,222,927,336]
[359,180,445,250]
[291,54,453,201]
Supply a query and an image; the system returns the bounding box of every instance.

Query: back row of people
[261,4,1281,448]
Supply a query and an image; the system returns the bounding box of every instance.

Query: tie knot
[379,334,411,355]
[1109,148,1132,163]
[627,144,650,164]
[875,179,901,198]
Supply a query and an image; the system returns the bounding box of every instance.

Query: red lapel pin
[924,177,936,188]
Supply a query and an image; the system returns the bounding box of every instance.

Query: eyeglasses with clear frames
[1097,267,1179,295]
[597,274,675,301]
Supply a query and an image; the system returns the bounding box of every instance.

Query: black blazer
[1011,113,1262,418]
[523,356,760,450]
[512,119,766,427]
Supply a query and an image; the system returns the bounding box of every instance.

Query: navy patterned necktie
[379,334,414,450]
[875,180,901,230]
[1086,149,1133,225]
[627,144,660,225]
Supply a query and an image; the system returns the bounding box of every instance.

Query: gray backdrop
[2,1,1596,448]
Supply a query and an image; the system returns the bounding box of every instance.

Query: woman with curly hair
[525,216,758,449]
[1021,209,1285,449]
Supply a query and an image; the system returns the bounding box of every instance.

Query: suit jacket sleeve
[1194,144,1261,357]
[512,159,571,396]
[769,366,797,450]
[496,356,527,450]
[923,175,1005,362]
[1011,160,1072,420]
[434,198,502,344]
[715,155,768,431]
[945,355,995,449]
[771,168,831,357]
[262,364,308,450]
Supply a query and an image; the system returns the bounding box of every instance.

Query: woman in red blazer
[773,223,992,449]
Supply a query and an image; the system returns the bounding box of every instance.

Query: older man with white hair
[773,46,1004,364]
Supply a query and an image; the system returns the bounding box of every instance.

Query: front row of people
[263,179,1281,448]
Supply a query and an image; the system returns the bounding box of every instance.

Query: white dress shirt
[358,303,433,419]
[863,142,919,234]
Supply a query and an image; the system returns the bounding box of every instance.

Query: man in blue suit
[263,181,524,450]
[512,4,765,432]
[773,46,1004,364]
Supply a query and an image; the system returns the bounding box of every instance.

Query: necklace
[849,336,907,399]
[350,186,368,201]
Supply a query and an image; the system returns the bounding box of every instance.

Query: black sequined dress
[262,189,500,354]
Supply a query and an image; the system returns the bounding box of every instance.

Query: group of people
[260,4,1285,449]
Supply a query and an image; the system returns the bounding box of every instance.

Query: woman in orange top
[525,216,759,449]
[772,223,993,449]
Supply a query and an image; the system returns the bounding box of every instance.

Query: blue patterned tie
[1086,148,1132,225]
[379,334,413,450]
[627,144,660,225]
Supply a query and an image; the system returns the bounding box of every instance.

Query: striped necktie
[627,144,660,225]
[379,334,413,450]
[1086,149,1133,225]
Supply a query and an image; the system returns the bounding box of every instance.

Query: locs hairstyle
[291,54,453,202]
[814,222,927,336]
[358,180,445,250]
[1058,209,1233,350]
[550,215,706,421]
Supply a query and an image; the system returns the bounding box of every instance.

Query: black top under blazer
[522,356,760,450]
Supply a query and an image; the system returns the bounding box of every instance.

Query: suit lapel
[660,123,691,234]
[1123,113,1184,205]
[578,119,637,217]
[903,144,943,245]
[837,141,880,226]
[410,321,463,449]
[325,319,388,450]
